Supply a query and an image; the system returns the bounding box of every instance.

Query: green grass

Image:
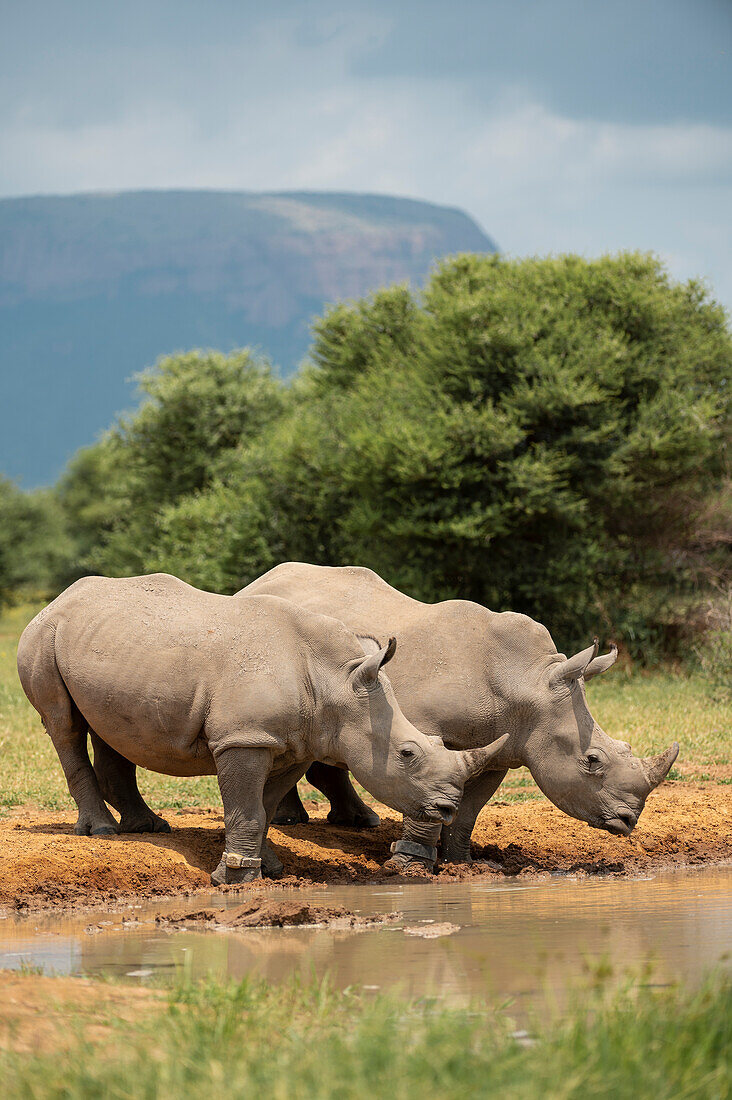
[1,971,730,1099]
[1,603,730,816]
[586,670,731,768]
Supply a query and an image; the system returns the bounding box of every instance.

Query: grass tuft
[0,972,729,1099]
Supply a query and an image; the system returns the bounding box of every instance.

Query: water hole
[1,865,729,1011]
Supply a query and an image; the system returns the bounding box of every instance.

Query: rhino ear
[584,644,618,681]
[549,638,599,687]
[353,636,397,687]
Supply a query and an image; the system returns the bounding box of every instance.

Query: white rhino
[240,563,679,870]
[17,574,505,883]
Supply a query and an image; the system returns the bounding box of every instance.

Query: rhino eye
[586,752,603,774]
[400,747,416,760]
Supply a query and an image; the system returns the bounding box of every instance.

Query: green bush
[57,348,286,578]
[150,253,731,656]
[0,477,72,609]
[3,252,729,657]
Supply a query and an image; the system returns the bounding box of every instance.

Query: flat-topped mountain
[0,190,496,485]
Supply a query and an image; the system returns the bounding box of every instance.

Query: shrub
[0,477,72,609]
[151,253,730,656]
[56,349,285,578]
[30,252,732,658]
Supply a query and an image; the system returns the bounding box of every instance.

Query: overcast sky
[2,0,731,311]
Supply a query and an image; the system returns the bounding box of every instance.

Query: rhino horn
[549,638,599,686]
[458,734,511,779]
[583,644,619,681]
[642,743,679,789]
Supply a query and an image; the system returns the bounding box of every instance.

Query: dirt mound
[0,971,163,1054]
[0,811,216,910]
[0,784,729,912]
[465,785,731,878]
[159,898,400,929]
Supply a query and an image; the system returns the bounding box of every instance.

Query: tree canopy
[140,253,730,654]
[0,477,72,607]
[6,253,730,657]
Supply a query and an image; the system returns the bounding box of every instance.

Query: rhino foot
[260,842,285,879]
[327,805,380,829]
[383,852,434,874]
[271,806,309,825]
[440,825,474,866]
[439,846,473,866]
[384,838,438,874]
[211,856,263,886]
[118,812,172,834]
[75,810,118,836]
[272,785,309,825]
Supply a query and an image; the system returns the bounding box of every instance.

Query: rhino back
[26,576,334,775]
[240,563,516,746]
[241,563,422,625]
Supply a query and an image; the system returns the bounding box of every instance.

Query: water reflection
[1,866,729,1009]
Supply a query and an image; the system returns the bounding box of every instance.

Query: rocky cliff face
[0,190,496,484]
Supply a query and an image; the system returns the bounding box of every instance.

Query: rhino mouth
[423,800,458,825]
[603,812,637,837]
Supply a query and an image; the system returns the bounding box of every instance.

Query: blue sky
[2,0,731,311]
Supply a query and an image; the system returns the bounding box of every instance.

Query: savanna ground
[0,602,730,1098]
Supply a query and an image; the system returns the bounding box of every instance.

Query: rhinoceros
[240,563,679,870]
[17,573,506,883]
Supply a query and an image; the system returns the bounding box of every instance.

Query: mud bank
[154,898,401,930]
[1,784,729,912]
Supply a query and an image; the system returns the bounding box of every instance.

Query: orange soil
[0,971,162,1053]
[0,784,729,912]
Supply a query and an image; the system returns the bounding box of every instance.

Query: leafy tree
[308,254,730,650]
[58,349,285,577]
[44,253,730,657]
[0,478,73,608]
[55,434,129,581]
[149,253,730,655]
[147,477,280,593]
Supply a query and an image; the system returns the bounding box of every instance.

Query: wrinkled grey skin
[240,563,679,870]
[17,574,505,883]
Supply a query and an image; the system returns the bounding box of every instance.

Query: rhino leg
[383,817,442,872]
[210,746,272,885]
[271,785,309,825]
[307,762,381,829]
[260,764,310,877]
[440,768,508,865]
[34,676,117,836]
[90,732,171,834]
[258,842,284,878]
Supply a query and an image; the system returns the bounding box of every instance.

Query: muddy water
[1,866,730,1009]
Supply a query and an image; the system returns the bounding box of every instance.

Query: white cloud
[1,18,730,315]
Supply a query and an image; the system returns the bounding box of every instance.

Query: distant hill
[0,190,497,485]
